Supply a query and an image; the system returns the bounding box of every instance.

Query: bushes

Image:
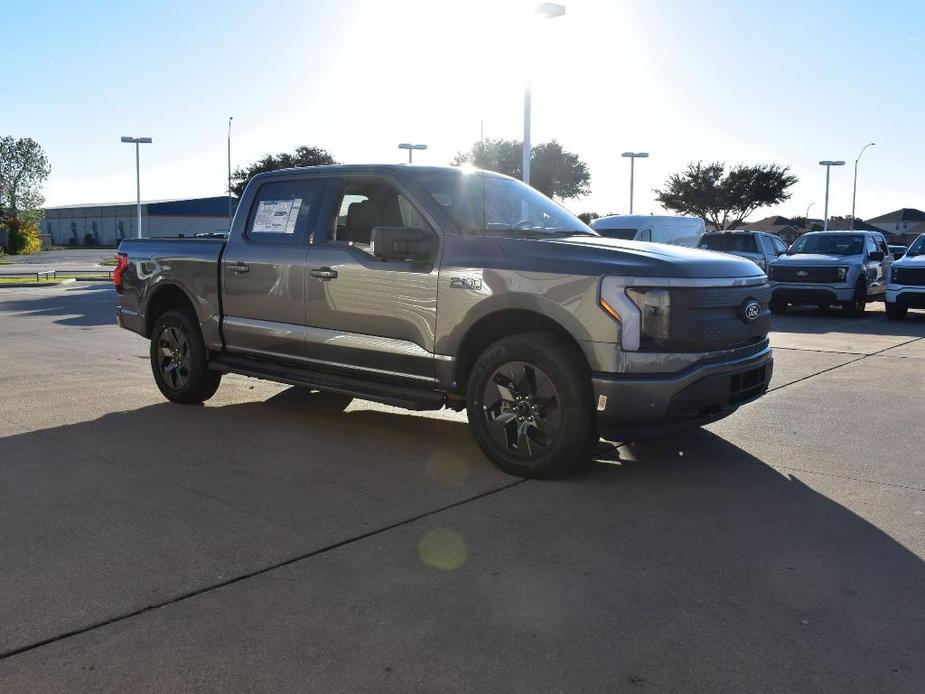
[7,220,43,255]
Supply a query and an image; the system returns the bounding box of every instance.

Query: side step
[209,354,446,411]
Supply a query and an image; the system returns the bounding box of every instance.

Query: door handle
[310,267,338,281]
[230,262,249,274]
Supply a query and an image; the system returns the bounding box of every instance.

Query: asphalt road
[0,284,923,693]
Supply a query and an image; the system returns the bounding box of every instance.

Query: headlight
[599,277,670,352]
[837,267,848,281]
[626,288,671,350]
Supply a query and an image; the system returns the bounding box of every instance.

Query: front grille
[893,267,925,286]
[769,266,841,283]
[664,284,771,353]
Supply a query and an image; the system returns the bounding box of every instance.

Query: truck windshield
[790,234,864,255]
[906,236,925,257]
[700,234,758,252]
[416,171,596,236]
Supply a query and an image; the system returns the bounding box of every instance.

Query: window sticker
[252,199,302,233]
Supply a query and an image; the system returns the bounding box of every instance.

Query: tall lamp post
[227,116,234,228]
[621,152,649,214]
[850,142,875,230]
[819,160,845,232]
[805,202,815,232]
[523,2,566,186]
[398,143,427,163]
[120,136,153,239]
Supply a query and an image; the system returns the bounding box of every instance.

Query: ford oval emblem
[796,270,809,277]
[741,298,762,323]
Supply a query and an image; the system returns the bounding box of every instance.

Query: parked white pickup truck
[886,234,925,320]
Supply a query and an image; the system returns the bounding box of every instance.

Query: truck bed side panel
[117,239,225,349]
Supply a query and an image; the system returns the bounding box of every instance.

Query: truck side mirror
[868,251,884,261]
[371,226,437,264]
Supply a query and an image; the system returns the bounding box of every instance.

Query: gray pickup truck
[115,165,772,477]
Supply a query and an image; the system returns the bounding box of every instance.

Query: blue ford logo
[741,298,761,323]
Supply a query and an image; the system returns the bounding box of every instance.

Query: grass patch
[99,259,119,266]
[0,277,71,286]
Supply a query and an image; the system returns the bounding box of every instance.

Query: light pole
[819,160,845,232]
[805,202,815,231]
[621,152,649,214]
[120,136,153,238]
[398,143,427,163]
[227,116,234,227]
[523,2,566,186]
[850,142,875,230]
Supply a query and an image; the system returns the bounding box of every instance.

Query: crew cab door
[221,177,328,363]
[304,174,440,381]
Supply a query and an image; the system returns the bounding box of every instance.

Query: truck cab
[116,165,773,478]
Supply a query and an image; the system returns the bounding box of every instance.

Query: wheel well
[145,284,197,337]
[454,309,588,392]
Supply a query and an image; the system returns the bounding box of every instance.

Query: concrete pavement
[0,285,922,693]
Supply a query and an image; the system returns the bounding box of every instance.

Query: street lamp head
[535,2,566,18]
[622,152,649,158]
[819,160,845,166]
[398,143,427,150]
[121,136,152,144]
[120,136,133,143]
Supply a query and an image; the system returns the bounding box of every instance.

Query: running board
[209,354,446,411]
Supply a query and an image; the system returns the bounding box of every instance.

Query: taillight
[113,253,129,291]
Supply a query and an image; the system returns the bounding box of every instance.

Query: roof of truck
[253,164,505,179]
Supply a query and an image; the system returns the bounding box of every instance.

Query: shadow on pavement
[2,283,116,328]
[771,304,925,336]
[0,390,922,691]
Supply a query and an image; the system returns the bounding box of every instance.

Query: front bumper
[592,345,773,438]
[771,281,854,304]
[887,285,925,308]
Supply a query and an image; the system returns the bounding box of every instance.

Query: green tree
[577,212,599,225]
[453,138,591,200]
[0,136,50,225]
[654,161,797,230]
[231,145,337,197]
[7,219,43,254]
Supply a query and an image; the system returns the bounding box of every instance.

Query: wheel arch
[144,282,199,338]
[452,308,590,393]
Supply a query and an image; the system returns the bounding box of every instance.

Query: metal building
[42,196,235,246]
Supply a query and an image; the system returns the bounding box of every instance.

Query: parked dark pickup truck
[115,165,772,477]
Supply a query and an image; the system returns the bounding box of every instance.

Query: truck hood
[492,235,765,279]
[770,253,859,267]
[893,253,925,268]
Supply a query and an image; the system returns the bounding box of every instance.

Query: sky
[3,0,924,222]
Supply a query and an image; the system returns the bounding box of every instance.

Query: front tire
[466,333,597,478]
[842,280,867,317]
[150,309,222,404]
[886,302,908,321]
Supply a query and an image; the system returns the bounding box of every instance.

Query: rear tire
[466,333,597,478]
[842,280,867,317]
[150,309,222,404]
[886,302,907,321]
[769,300,787,315]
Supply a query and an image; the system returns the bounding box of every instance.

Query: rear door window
[246,179,326,244]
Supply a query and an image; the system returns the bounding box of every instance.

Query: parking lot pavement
[1,285,923,693]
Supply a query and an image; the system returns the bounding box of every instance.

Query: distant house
[866,208,925,244]
[741,216,810,244]
[818,217,889,234]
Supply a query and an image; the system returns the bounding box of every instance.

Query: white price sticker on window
[252,199,302,234]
